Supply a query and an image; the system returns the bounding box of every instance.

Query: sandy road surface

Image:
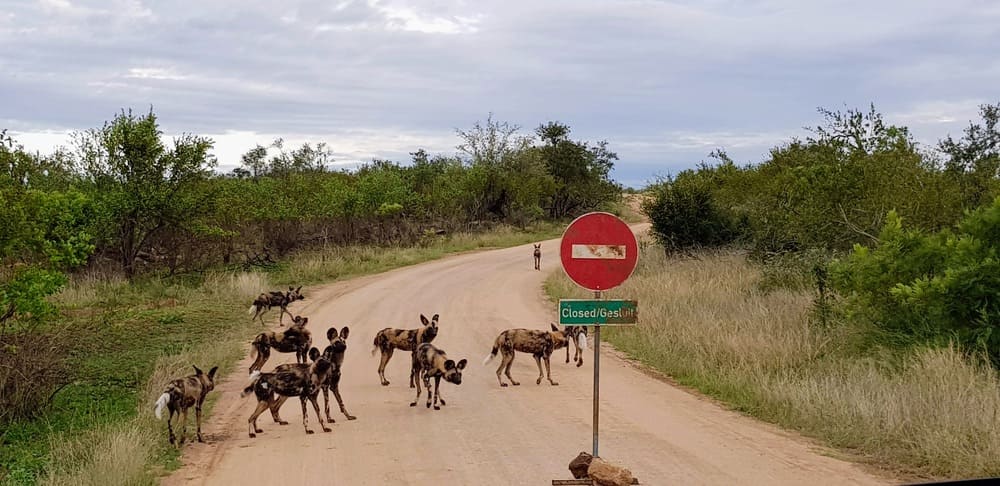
[163,230,890,485]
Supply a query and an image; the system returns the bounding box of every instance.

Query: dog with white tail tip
[153,365,218,447]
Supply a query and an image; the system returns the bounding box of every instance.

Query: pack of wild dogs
[154,246,590,446]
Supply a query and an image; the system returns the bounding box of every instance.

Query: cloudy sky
[3,0,998,187]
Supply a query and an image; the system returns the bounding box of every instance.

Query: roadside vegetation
[0,111,620,485]
[547,102,1000,480]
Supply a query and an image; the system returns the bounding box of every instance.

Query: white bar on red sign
[570,244,626,260]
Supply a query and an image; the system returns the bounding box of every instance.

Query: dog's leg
[545,353,558,385]
[378,347,393,386]
[249,343,270,374]
[248,400,270,438]
[504,352,520,386]
[533,354,544,385]
[269,395,290,425]
[195,404,205,443]
[177,408,188,447]
[167,408,176,445]
[309,394,330,432]
[322,385,335,423]
[424,372,433,409]
[495,354,509,387]
[300,397,314,434]
[332,382,356,420]
[409,369,422,407]
[432,375,442,410]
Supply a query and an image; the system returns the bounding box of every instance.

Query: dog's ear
[309,347,321,362]
[299,317,308,326]
[420,314,430,326]
[431,314,439,326]
[444,359,455,370]
[456,359,467,370]
[289,286,294,291]
[551,323,559,332]
[208,366,218,380]
[296,286,302,292]
[193,365,203,376]
[326,327,338,341]
[340,327,350,340]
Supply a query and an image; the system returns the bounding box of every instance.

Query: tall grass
[545,241,1000,479]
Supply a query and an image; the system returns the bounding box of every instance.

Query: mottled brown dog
[483,324,573,387]
[241,347,332,438]
[248,315,312,374]
[371,313,439,386]
[533,243,541,270]
[409,343,467,410]
[248,286,304,326]
[154,365,219,447]
[312,326,355,423]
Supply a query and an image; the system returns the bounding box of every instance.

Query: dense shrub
[831,201,1000,363]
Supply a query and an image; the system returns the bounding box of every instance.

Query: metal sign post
[592,289,601,457]
[556,212,640,464]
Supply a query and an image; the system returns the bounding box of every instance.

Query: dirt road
[164,231,889,485]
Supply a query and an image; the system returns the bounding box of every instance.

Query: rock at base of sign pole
[588,457,635,486]
[568,452,593,479]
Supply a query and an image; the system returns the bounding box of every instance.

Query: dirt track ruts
[163,228,890,485]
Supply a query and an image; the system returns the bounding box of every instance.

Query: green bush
[643,166,744,254]
[831,200,1000,363]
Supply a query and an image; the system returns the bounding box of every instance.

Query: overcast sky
[3,0,999,188]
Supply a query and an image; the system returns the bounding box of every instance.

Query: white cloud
[125,67,187,81]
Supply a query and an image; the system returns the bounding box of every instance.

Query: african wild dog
[248,286,304,326]
[563,325,588,367]
[483,323,573,387]
[533,243,541,270]
[276,326,356,423]
[409,342,467,410]
[241,347,333,438]
[248,315,312,374]
[371,313,439,387]
[154,365,219,447]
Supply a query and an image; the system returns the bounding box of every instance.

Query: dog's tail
[483,333,503,366]
[241,370,262,398]
[578,332,587,351]
[154,391,170,420]
[371,330,386,357]
[249,333,266,360]
[248,304,257,315]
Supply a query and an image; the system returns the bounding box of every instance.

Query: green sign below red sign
[559,299,638,326]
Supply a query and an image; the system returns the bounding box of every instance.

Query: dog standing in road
[241,347,333,438]
[248,286,304,326]
[154,365,219,447]
[409,343,467,410]
[248,315,312,373]
[371,313,439,386]
[318,326,356,423]
[533,244,541,270]
[483,324,574,387]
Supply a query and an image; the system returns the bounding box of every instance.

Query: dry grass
[40,422,157,486]
[545,240,1000,479]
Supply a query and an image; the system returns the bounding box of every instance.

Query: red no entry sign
[559,212,639,291]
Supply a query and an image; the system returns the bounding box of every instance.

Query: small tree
[75,108,216,279]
